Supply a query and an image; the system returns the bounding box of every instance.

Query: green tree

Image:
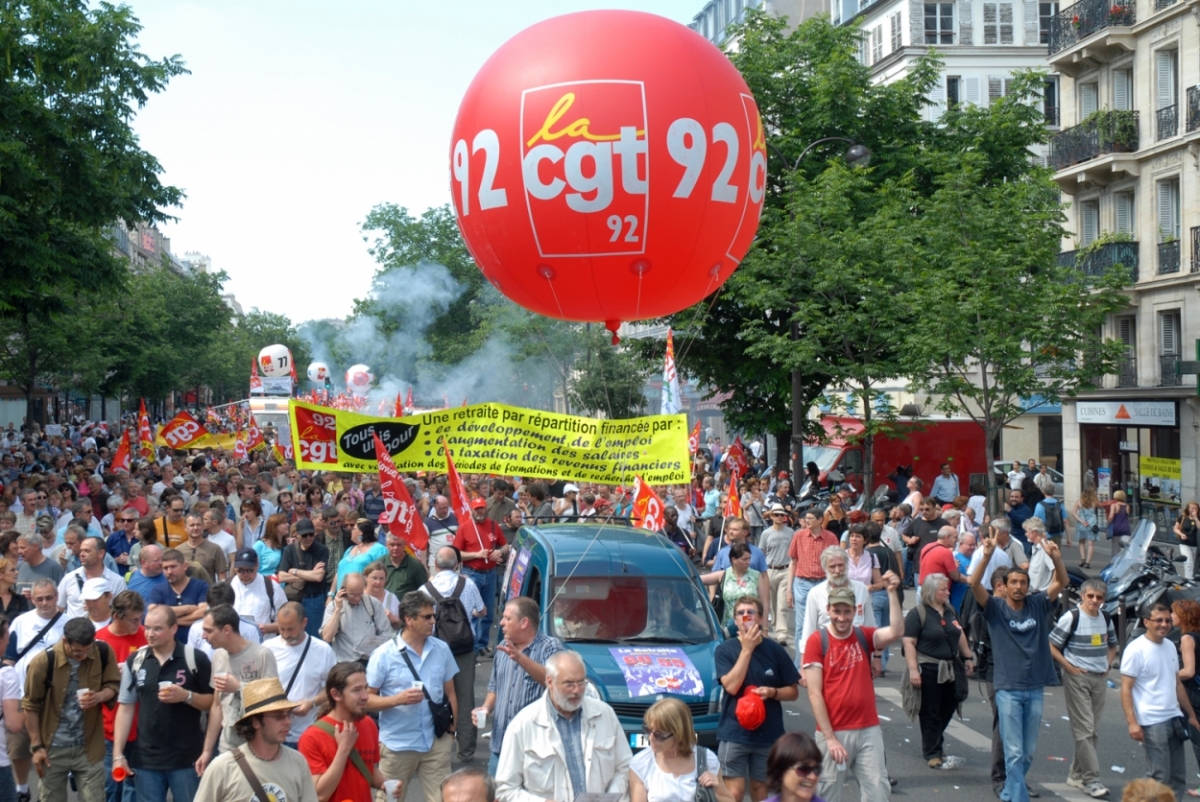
[569,326,651,420]
[0,0,186,422]
[902,85,1129,506]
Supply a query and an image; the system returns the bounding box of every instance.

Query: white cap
[81,577,109,601]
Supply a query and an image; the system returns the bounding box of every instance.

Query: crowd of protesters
[0,420,1190,802]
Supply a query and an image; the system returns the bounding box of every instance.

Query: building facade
[1049,0,1199,527]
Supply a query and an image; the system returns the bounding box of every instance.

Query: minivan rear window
[549,576,715,643]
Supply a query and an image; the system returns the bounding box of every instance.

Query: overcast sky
[130,0,704,324]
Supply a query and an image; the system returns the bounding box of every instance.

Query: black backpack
[1043,499,1064,534]
[425,577,476,656]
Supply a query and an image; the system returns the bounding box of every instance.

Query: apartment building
[1049,0,1198,527]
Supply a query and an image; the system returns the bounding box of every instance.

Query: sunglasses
[793,762,821,777]
[641,727,674,742]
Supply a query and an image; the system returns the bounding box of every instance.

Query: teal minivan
[501,522,727,748]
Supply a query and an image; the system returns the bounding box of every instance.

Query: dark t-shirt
[714,638,800,745]
[147,578,210,642]
[278,540,330,597]
[910,517,949,550]
[984,591,1057,690]
[903,604,962,661]
[121,643,213,771]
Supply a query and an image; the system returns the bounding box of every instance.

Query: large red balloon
[450,10,766,339]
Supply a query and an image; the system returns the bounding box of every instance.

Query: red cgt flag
[111,430,131,473]
[687,421,701,455]
[246,418,266,452]
[233,428,248,461]
[138,399,155,463]
[374,432,429,554]
[441,438,475,524]
[631,476,666,532]
[159,411,208,450]
[725,435,750,477]
[725,465,742,517]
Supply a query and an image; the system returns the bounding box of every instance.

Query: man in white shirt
[262,602,335,749]
[799,546,876,651]
[58,536,126,620]
[11,580,65,687]
[1024,518,1055,594]
[1008,463,1026,492]
[1121,602,1200,801]
[186,583,262,657]
[231,549,288,637]
[966,519,1027,591]
[421,547,485,764]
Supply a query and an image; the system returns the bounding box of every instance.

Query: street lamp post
[779,137,871,486]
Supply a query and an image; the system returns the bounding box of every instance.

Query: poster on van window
[1139,456,1182,507]
[609,647,704,697]
[508,547,531,600]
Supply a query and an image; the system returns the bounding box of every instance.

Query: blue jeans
[0,765,15,802]
[463,568,497,652]
[301,594,325,637]
[134,766,200,802]
[996,688,1044,802]
[105,740,136,802]
[487,752,499,777]
[792,577,819,658]
[870,589,890,671]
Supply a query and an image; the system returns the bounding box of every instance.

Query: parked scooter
[1099,519,1200,650]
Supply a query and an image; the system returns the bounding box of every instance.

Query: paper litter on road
[1047,756,1066,761]
[1112,766,1126,774]
[904,738,910,743]
[1062,716,1070,720]
[940,756,966,769]
[879,715,892,721]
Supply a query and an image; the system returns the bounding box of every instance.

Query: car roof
[520,523,696,578]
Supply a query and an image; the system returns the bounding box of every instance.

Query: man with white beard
[799,546,877,655]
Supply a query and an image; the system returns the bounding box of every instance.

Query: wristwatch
[187,691,194,705]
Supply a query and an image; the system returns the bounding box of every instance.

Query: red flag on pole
[461,398,468,407]
[687,421,701,455]
[250,358,262,394]
[405,386,413,413]
[374,432,429,555]
[726,435,750,477]
[393,392,404,418]
[725,465,742,517]
[111,431,131,473]
[233,428,248,461]
[246,418,266,452]
[441,438,475,524]
[137,400,155,463]
[159,411,209,450]
[631,476,666,531]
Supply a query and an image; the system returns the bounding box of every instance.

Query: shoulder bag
[693,747,718,802]
[230,748,271,802]
[398,647,453,738]
[313,720,371,784]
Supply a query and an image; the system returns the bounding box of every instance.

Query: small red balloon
[450,10,766,327]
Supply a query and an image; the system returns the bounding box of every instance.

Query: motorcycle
[1099,519,1200,649]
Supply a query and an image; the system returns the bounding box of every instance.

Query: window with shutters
[925,3,954,43]
[1156,49,1178,110]
[1039,2,1058,43]
[947,76,961,107]
[983,2,1015,43]
[988,76,1015,104]
[964,76,982,105]
[1158,178,1180,241]
[1116,316,1137,386]
[872,25,883,62]
[890,12,903,49]
[1080,82,1099,118]
[1081,200,1100,246]
[1160,310,1182,385]
[1112,69,1132,111]
[1043,78,1059,124]
[1114,192,1134,234]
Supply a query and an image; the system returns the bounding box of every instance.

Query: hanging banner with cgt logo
[287,399,688,483]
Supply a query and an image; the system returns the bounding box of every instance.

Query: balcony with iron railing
[1156,0,1178,9]
[1191,226,1200,272]
[1159,240,1181,274]
[1049,0,1136,54]
[1049,109,1140,170]
[1189,87,1200,133]
[1057,240,1139,282]
[1161,355,1184,387]
[1158,105,1179,140]
[1118,356,1137,388]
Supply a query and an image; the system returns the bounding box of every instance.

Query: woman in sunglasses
[764,732,824,802]
[629,697,734,802]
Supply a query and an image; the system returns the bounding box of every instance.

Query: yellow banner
[287,400,690,484]
[154,431,239,451]
[1140,455,1182,480]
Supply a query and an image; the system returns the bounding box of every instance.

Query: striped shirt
[550,696,586,798]
[789,529,839,579]
[1049,608,1116,673]
[487,631,563,755]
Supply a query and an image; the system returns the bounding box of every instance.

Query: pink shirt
[847,549,878,586]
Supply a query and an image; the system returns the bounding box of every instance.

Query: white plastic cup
[384,780,400,800]
[158,681,174,693]
[473,708,487,729]
[411,681,423,692]
[76,688,90,703]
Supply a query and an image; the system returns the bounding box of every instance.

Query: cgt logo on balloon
[449,10,767,335]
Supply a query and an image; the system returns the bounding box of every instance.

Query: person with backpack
[321,573,391,665]
[1049,578,1118,799]
[1035,495,1067,547]
[23,617,121,802]
[421,548,485,765]
[112,606,213,802]
[801,573,903,802]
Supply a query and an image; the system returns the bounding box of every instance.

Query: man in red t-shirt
[97,591,148,802]
[918,525,964,590]
[803,575,903,802]
[299,662,393,802]
[452,499,510,656]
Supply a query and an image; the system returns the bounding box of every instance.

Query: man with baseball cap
[277,518,330,638]
[802,573,905,802]
[231,548,287,638]
[452,499,508,658]
[193,678,316,802]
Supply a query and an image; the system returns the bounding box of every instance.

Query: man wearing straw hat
[193,677,316,802]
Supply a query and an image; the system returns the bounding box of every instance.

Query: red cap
[470,498,487,509]
[736,687,767,730]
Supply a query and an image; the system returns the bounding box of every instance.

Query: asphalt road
[398,532,1187,802]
